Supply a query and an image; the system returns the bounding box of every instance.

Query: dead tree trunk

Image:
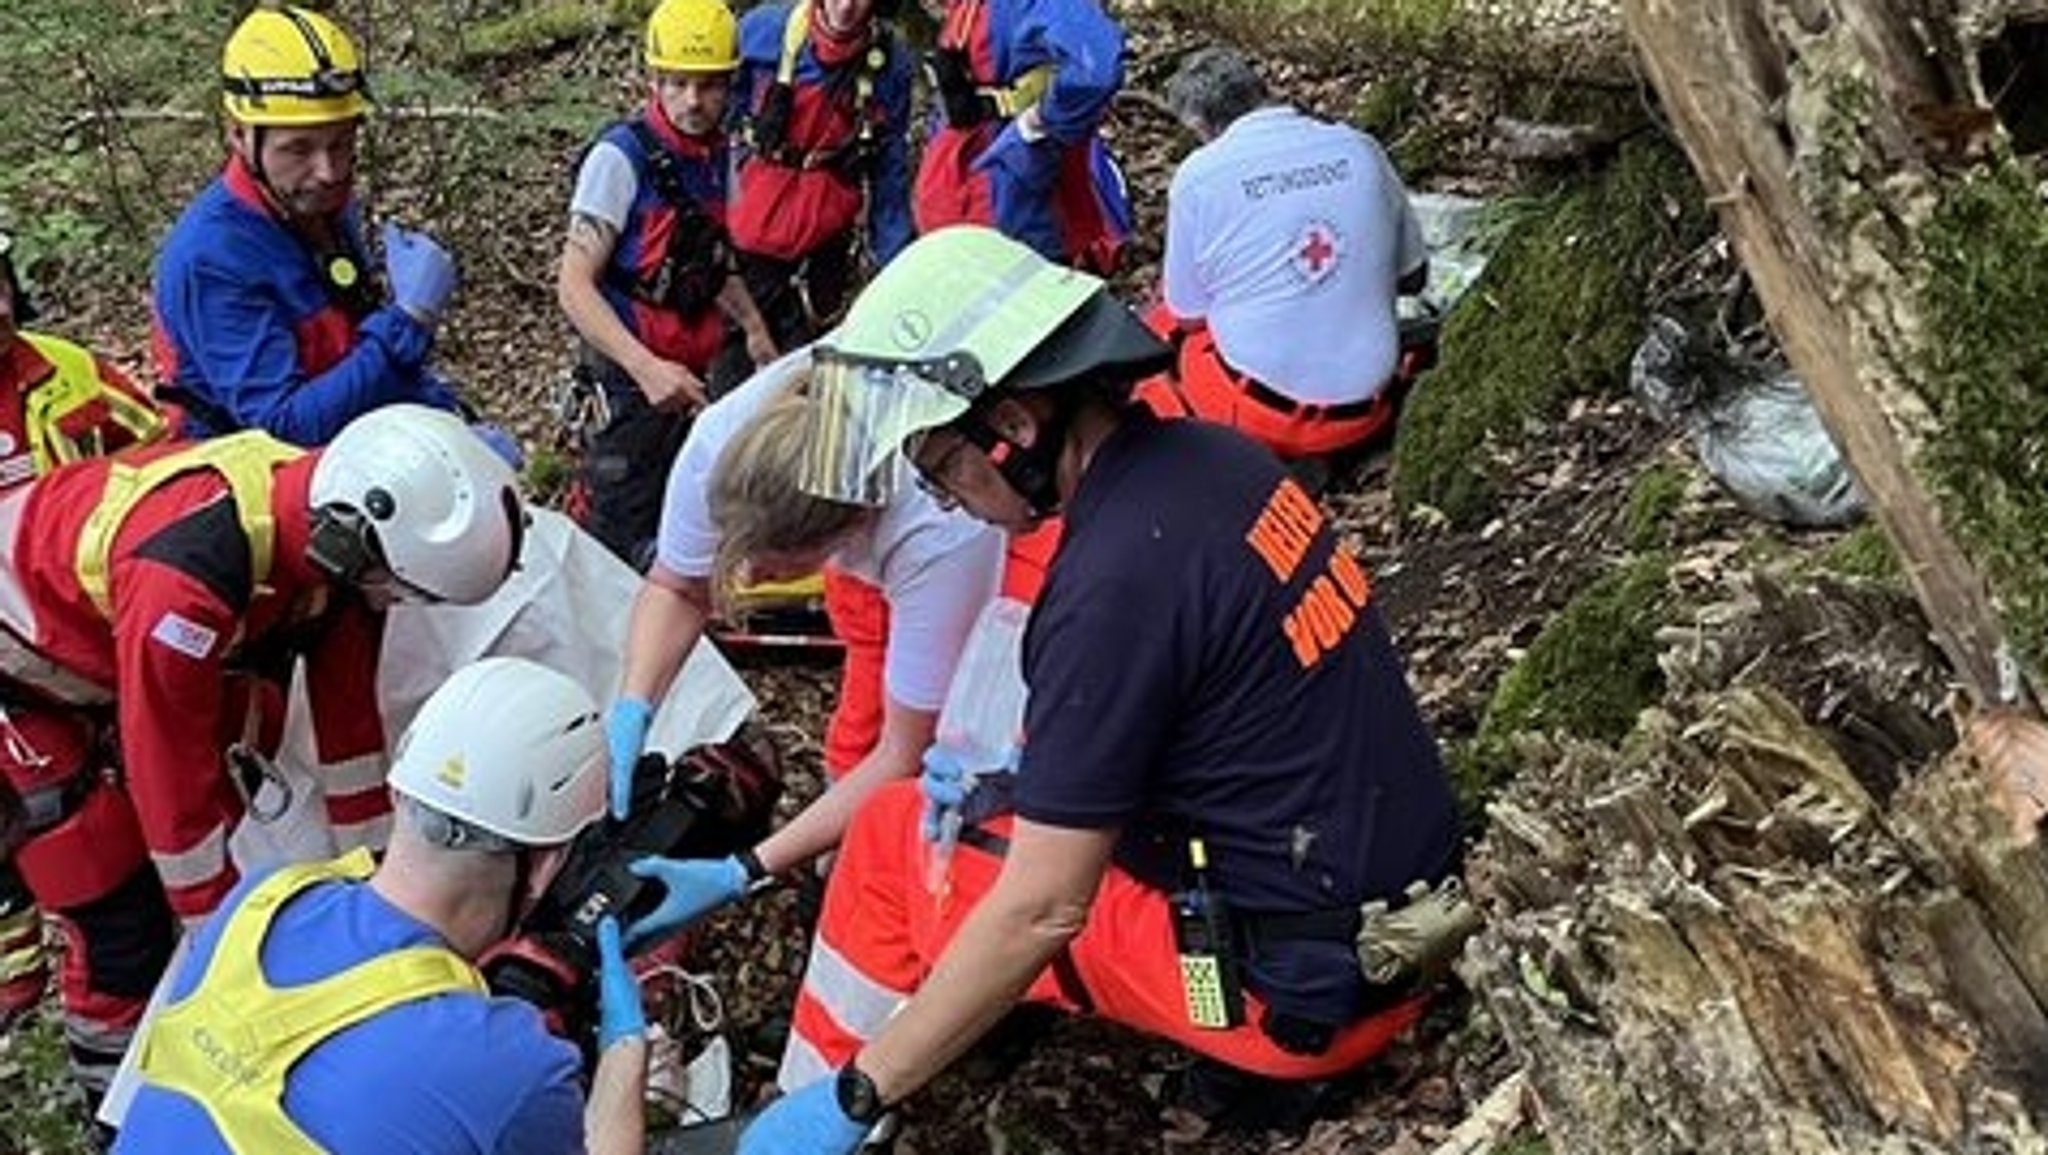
[1462,3,2048,1150]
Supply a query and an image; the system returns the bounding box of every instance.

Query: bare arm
[584,1037,647,1155]
[716,273,778,368]
[620,567,716,706]
[856,821,1116,1101]
[558,213,705,411]
[752,693,937,876]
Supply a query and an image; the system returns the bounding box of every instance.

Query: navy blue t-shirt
[1014,413,1460,1024]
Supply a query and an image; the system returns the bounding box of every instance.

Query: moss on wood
[462,0,654,63]
[1811,524,1900,585]
[1622,463,1688,552]
[1394,140,1712,528]
[1455,553,1671,808]
[1917,159,2048,672]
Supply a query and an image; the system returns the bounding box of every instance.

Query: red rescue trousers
[0,702,175,1098]
[779,780,1427,1091]
[1134,305,1396,461]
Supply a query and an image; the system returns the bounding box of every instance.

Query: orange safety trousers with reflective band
[135,850,484,1154]
[780,780,1427,1090]
[1133,306,1395,460]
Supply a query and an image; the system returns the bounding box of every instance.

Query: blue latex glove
[382,221,458,324]
[596,915,646,1051]
[919,745,970,843]
[470,421,525,470]
[970,119,1055,185]
[606,697,654,820]
[623,855,749,951]
[737,1074,869,1155]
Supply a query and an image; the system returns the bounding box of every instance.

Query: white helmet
[308,404,525,605]
[388,657,607,847]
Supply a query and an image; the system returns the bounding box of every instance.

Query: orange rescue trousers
[781,780,1426,1090]
[1134,305,1398,461]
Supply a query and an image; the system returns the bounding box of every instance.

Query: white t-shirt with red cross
[1163,106,1425,406]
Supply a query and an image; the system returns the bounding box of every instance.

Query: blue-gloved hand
[919,745,970,843]
[737,1073,870,1155]
[596,915,646,1051]
[470,421,525,470]
[606,697,655,820]
[970,118,1055,186]
[382,221,458,324]
[623,855,749,951]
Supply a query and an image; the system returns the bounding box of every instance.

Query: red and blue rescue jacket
[730,1,914,264]
[915,0,1130,271]
[150,156,458,445]
[594,105,736,374]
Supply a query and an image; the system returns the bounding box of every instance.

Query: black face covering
[955,395,1070,520]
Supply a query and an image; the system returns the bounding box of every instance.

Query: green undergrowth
[1454,553,1673,812]
[1395,140,1712,529]
[1,1005,96,1155]
[1150,0,1477,69]
[1917,159,2048,673]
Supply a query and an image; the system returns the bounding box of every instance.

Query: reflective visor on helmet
[797,350,978,506]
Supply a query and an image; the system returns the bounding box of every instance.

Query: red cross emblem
[1290,221,1342,284]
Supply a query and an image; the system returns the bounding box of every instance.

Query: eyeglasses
[913,435,969,511]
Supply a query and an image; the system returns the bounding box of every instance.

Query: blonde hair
[707,372,867,602]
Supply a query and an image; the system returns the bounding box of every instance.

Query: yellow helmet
[221,5,371,127]
[644,0,740,73]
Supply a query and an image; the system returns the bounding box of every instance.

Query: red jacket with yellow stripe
[7,447,385,920]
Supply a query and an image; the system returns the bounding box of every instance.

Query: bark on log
[1616,0,2022,705]
[1461,4,2048,1146]
[1464,575,2048,1152]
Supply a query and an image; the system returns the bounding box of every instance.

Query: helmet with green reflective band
[800,225,1167,507]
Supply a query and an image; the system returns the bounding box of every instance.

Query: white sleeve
[651,421,724,579]
[875,519,1005,713]
[652,352,811,578]
[569,141,639,232]
[1161,164,1211,319]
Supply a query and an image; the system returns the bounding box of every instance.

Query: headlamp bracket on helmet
[305,502,385,585]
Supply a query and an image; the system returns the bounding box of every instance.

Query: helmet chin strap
[959,402,1069,520]
[502,845,534,942]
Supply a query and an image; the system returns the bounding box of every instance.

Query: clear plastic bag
[1630,313,1864,528]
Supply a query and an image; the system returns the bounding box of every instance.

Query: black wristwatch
[736,847,777,896]
[835,1061,888,1125]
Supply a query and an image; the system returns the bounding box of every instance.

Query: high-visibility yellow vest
[72,432,301,617]
[18,332,167,475]
[135,850,485,1155]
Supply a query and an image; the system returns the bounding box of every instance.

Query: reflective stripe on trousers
[780,780,1430,1089]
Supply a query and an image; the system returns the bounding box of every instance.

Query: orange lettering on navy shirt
[1245,477,1324,583]
[1279,547,1376,670]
